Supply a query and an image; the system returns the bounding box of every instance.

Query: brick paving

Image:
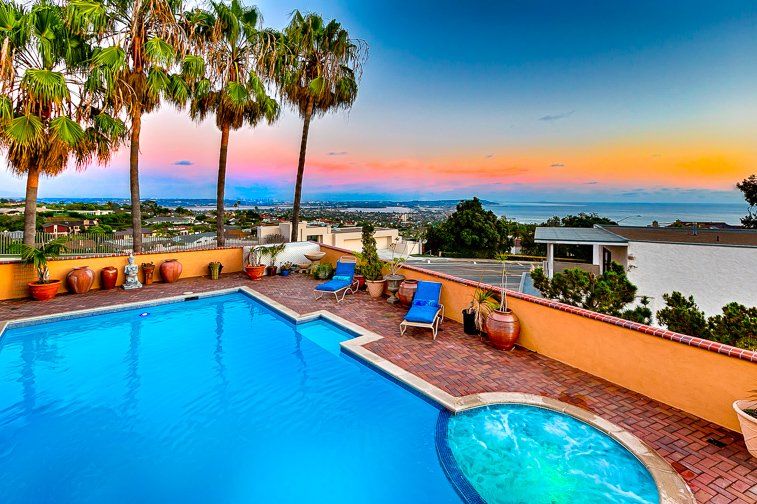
[1,273,756,503]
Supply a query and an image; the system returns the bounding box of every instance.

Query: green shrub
[656,292,708,337]
[531,262,639,318]
[708,302,756,350]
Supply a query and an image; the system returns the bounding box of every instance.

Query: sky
[1,0,756,203]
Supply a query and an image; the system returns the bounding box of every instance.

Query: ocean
[34,198,747,226]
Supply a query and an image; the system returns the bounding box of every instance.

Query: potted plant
[464,286,499,335]
[279,261,294,276]
[19,237,67,301]
[361,224,385,299]
[484,254,521,350]
[244,246,266,280]
[353,252,366,290]
[384,243,406,304]
[208,261,223,280]
[264,242,286,276]
[734,394,757,457]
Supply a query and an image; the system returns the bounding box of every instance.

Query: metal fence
[0,232,258,258]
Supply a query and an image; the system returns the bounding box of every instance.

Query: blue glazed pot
[280,270,290,277]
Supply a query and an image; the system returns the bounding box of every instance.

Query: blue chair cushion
[404,303,441,324]
[315,278,352,292]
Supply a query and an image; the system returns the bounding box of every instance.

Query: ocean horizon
[27,198,748,227]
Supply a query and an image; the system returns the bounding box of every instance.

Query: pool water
[444,405,659,504]
[0,293,461,503]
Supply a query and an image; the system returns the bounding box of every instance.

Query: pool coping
[0,286,696,504]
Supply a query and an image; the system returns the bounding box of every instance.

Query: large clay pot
[142,263,155,285]
[66,266,94,294]
[484,309,521,351]
[101,266,118,290]
[734,400,757,458]
[28,280,61,301]
[160,259,182,283]
[366,279,385,299]
[397,279,418,306]
[245,265,266,280]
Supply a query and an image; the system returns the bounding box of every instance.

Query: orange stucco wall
[0,248,244,300]
[320,244,757,431]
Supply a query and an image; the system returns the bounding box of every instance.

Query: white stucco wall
[626,241,757,317]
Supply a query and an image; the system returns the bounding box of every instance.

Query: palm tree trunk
[291,101,314,242]
[130,106,143,253]
[216,123,231,247]
[22,164,40,246]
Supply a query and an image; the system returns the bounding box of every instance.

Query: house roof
[534,227,628,245]
[601,225,757,247]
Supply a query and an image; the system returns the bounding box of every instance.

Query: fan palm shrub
[0,0,125,245]
[183,1,279,246]
[273,11,366,242]
[68,0,189,252]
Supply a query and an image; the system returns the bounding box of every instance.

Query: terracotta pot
[397,279,418,306]
[141,263,155,285]
[354,274,366,290]
[66,266,94,294]
[245,265,266,280]
[100,266,118,290]
[266,265,278,276]
[366,279,385,299]
[484,309,521,351]
[28,280,61,301]
[159,259,182,283]
[734,400,757,458]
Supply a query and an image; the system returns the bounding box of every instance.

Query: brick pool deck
[1,273,755,503]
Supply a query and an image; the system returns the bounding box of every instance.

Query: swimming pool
[0,292,460,503]
[441,405,659,504]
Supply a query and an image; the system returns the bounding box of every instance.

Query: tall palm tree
[0,1,125,245]
[275,11,366,242]
[67,0,187,252]
[184,1,278,246]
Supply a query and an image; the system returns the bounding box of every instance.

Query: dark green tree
[708,302,756,350]
[656,291,709,337]
[737,174,757,228]
[425,197,511,258]
[531,262,639,318]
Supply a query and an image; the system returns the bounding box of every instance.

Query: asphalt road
[405,258,537,292]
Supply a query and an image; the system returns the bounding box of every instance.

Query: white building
[257,221,421,256]
[535,225,757,316]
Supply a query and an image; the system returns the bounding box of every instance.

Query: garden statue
[123,254,142,290]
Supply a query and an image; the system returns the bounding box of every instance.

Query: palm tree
[0,1,125,245]
[275,11,366,242]
[67,0,187,252]
[184,1,278,246]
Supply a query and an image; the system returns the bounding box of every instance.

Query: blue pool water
[0,293,461,503]
[444,405,659,504]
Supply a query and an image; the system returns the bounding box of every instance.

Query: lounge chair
[314,258,359,302]
[399,281,445,340]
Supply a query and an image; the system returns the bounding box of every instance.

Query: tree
[531,262,640,318]
[737,174,757,228]
[359,222,382,281]
[275,11,366,242]
[184,1,278,246]
[69,0,188,252]
[656,291,709,337]
[708,302,756,350]
[0,1,125,245]
[425,198,512,258]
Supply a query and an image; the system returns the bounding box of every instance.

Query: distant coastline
[24,197,748,226]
